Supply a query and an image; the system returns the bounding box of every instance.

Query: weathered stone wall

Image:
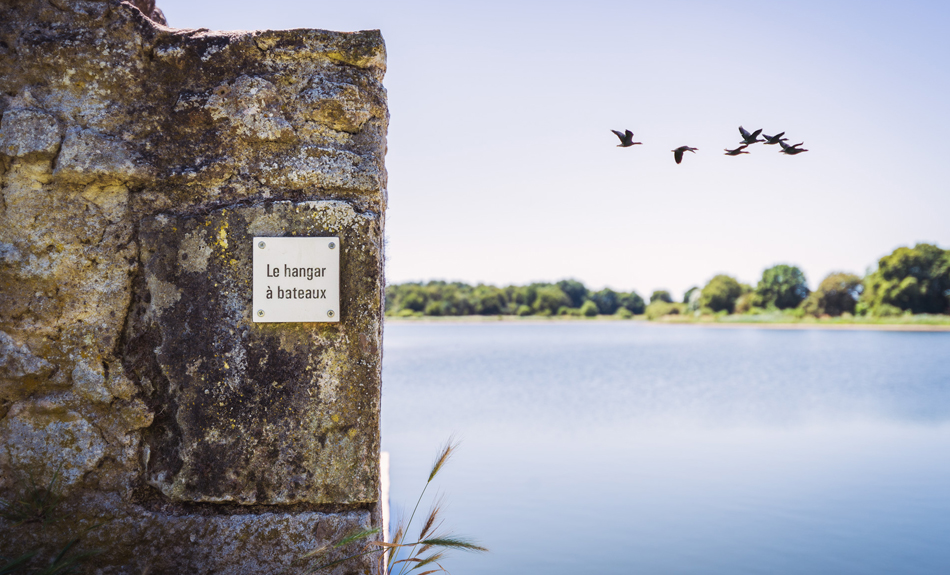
[0,1,387,572]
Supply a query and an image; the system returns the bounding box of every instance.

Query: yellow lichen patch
[216,220,229,250]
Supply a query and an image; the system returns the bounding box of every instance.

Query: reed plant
[0,463,100,574]
[0,464,64,527]
[0,535,100,575]
[303,437,487,574]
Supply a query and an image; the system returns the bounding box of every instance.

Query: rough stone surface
[0,1,387,572]
[0,399,107,491]
[0,330,54,402]
[71,361,112,404]
[0,501,377,575]
[135,200,381,505]
[0,108,63,160]
[54,127,151,184]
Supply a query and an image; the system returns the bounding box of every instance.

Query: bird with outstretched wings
[672,146,698,164]
[611,129,642,147]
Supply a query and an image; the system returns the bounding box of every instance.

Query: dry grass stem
[0,464,64,526]
[427,437,459,482]
[303,437,486,574]
[418,495,445,541]
[418,536,487,553]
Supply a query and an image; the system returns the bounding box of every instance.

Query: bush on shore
[645,301,685,320]
[700,275,745,313]
[802,272,863,317]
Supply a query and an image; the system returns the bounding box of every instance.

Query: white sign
[252,237,340,323]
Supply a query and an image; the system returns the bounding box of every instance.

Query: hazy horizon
[161,0,950,299]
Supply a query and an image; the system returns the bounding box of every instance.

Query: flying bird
[672,146,697,164]
[738,126,764,145]
[724,145,750,156]
[762,132,787,145]
[611,129,642,147]
[779,141,808,155]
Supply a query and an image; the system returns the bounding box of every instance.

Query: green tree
[682,287,700,304]
[618,291,646,314]
[650,290,673,303]
[618,291,645,314]
[506,284,538,308]
[734,292,756,314]
[424,300,445,316]
[426,281,474,316]
[700,275,744,313]
[590,288,619,315]
[579,300,599,317]
[684,287,702,313]
[860,243,950,315]
[556,279,589,308]
[802,272,863,317]
[384,285,398,313]
[532,285,571,315]
[754,264,810,309]
[400,284,428,312]
[472,285,508,315]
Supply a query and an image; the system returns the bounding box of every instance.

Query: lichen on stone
[71,361,112,404]
[0,330,54,402]
[0,108,63,160]
[205,76,296,142]
[1,1,387,570]
[53,127,150,185]
[136,200,381,506]
[0,400,107,491]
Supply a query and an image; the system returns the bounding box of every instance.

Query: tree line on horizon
[385,243,950,319]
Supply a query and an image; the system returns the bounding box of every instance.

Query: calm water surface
[381,322,950,575]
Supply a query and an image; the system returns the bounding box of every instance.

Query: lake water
[381,322,950,575]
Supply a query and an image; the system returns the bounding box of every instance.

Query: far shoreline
[384,315,950,332]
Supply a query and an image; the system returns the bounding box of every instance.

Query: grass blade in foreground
[303,437,487,574]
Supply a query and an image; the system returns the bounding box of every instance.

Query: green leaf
[0,552,37,575]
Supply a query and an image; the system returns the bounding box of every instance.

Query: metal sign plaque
[252,237,340,323]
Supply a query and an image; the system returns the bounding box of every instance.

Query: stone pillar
[0,1,387,573]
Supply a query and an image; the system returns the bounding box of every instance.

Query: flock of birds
[611,126,809,164]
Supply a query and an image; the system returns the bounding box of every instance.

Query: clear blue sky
[161,0,950,298]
